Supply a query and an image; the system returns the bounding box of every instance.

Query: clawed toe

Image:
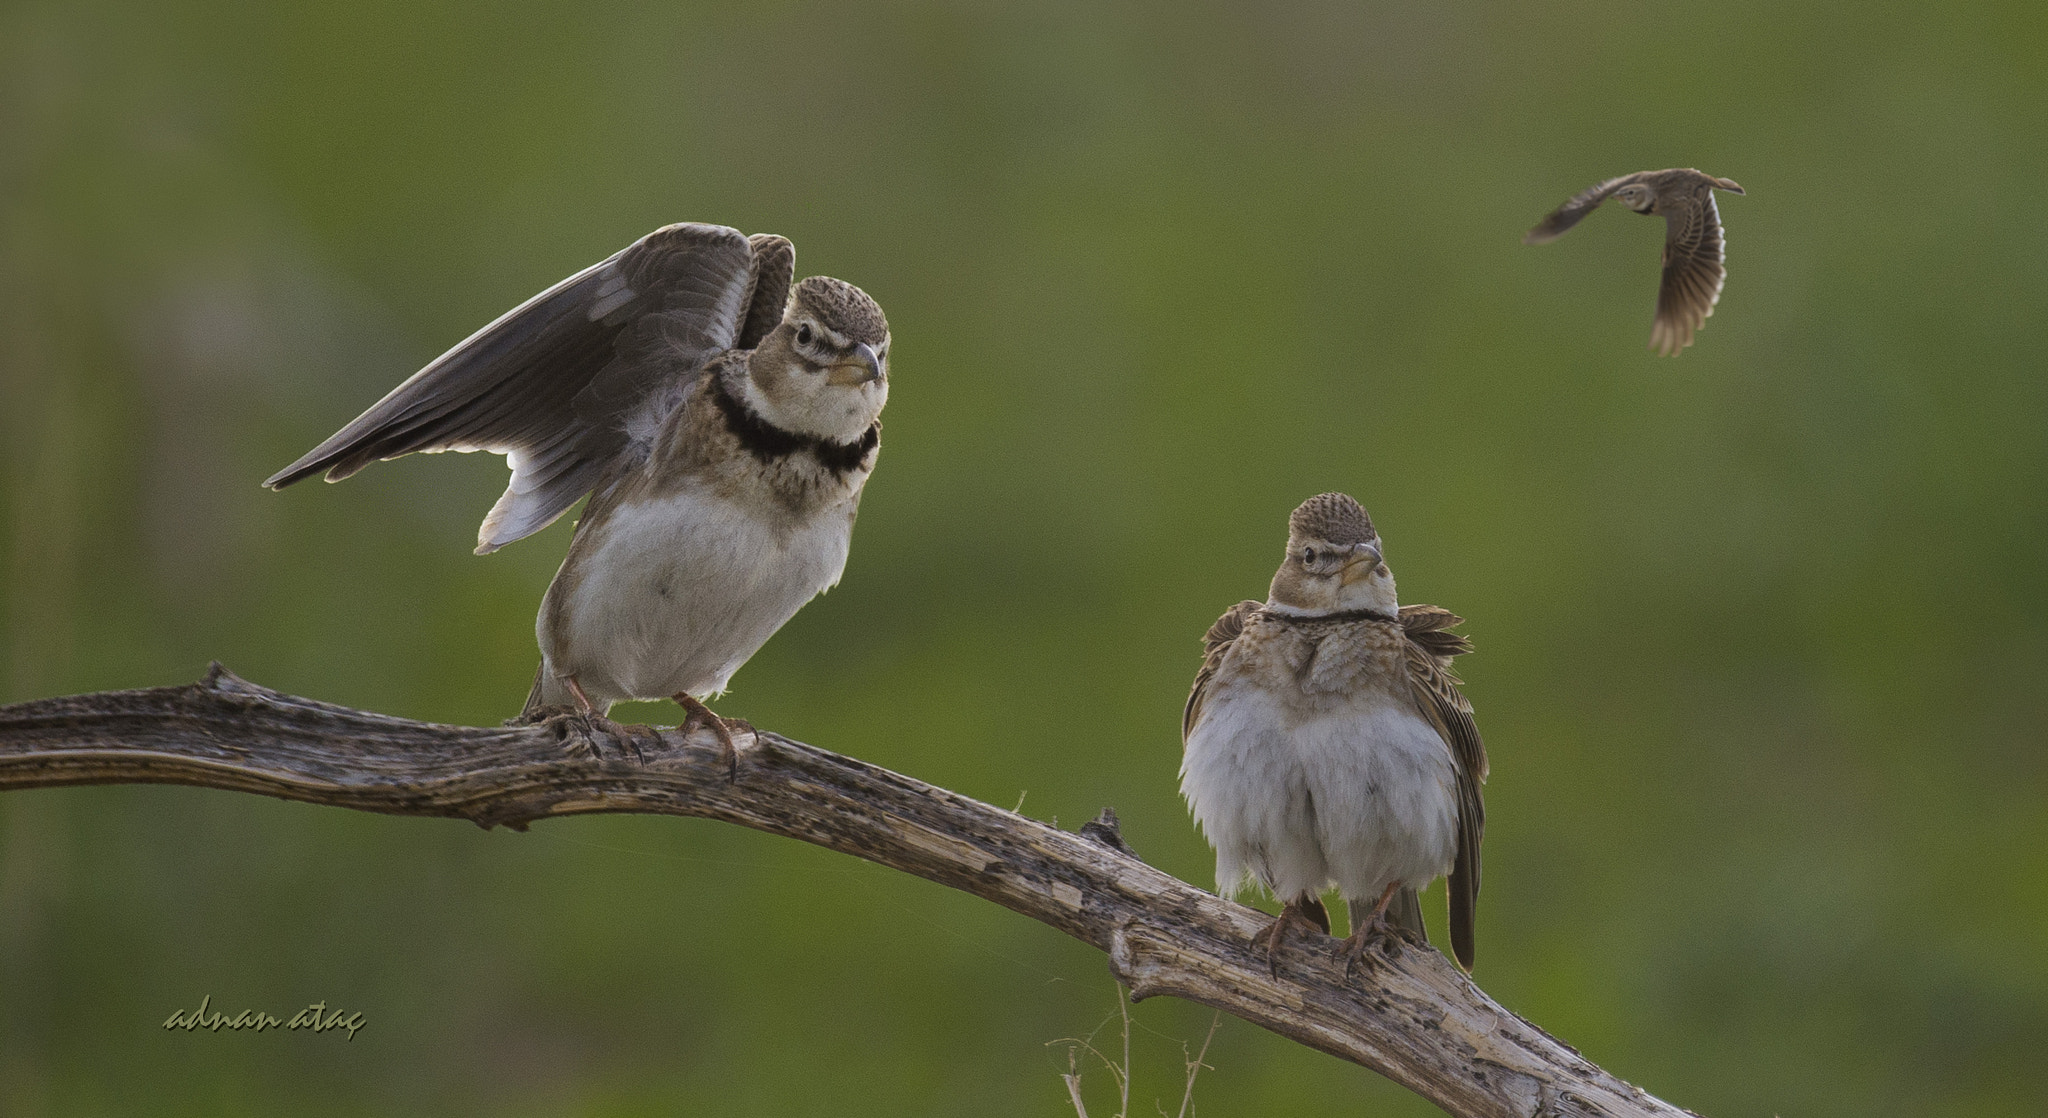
[558,733,599,761]
[615,723,659,765]
[547,711,659,764]
[1251,919,1290,977]
[513,703,577,727]
[1338,921,1402,980]
[552,711,611,760]
[1251,899,1328,977]
[673,694,743,781]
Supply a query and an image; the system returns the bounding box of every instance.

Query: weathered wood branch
[0,666,1694,1118]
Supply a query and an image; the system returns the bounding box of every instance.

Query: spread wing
[1522,173,1642,244]
[265,223,796,553]
[1650,190,1729,356]
[739,233,795,350]
[1183,600,1262,741]
[1399,603,1486,970]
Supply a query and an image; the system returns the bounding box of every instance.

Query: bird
[265,223,891,770]
[1523,168,1745,356]
[1180,493,1487,973]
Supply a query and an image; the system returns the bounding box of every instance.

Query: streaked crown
[1288,493,1377,546]
[789,276,889,347]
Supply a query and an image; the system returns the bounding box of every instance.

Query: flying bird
[1180,494,1488,973]
[266,224,891,771]
[1524,168,1745,356]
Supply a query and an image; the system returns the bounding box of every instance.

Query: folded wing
[1399,603,1486,970]
[1184,600,1262,741]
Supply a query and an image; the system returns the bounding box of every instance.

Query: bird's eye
[1302,548,1317,565]
[796,323,813,346]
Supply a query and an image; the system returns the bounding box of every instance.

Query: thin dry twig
[0,667,1701,1118]
[1175,1012,1223,1118]
[1049,999,1132,1118]
[1063,1051,1091,1118]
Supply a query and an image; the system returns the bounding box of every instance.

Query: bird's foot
[1252,899,1329,978]
[511,703,577,727]
[532,676,656,762]
[674,694,744,782]
[1338,916,1403,980]
[541,709,654,764]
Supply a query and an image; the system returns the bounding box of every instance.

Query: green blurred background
[3,0,2045,1114]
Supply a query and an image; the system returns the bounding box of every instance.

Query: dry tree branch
[0,666,1697,1118]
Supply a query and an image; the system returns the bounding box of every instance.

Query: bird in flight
[1524,168,1745,356]
[266,224,892,773]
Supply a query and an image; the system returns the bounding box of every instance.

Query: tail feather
[1388,887,1426,940]
[1301,895,1332,936]
[522,662,585,719]
[521,662,550,719]
[1364,888,1427,943]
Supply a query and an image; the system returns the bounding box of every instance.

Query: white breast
[1181,683,1459,906]
[544,482,856,705]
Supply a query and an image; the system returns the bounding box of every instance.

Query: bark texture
[0,666,1697,1118]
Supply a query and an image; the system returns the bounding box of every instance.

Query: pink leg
[672,693,742,781]
[1252,895,1331,976]
[1338,882,1403,976]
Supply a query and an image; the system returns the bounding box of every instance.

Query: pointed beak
[1338,541,1383,585]
[843,341,884,384]
[819,341,884,384]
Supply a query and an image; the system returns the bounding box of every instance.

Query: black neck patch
[710,370,878,476]
[1271,606,1400,626]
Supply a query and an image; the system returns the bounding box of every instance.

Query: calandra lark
[1524,168,1745,356]
[267,224,890,771]
[1181,494,1487,972]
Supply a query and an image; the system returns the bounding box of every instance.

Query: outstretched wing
[1183,600,1262,741]
[1399,603,1486,970]
[265,223,795,553]
[1522,173,1642,244]
[1650,189,1729,356]
[739,233,795,351]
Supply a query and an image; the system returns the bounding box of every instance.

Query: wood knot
[1079,807,1137,859]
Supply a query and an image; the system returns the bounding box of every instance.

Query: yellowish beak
[1338,541,1383,585]
[826,342,885,386]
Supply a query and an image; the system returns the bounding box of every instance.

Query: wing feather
[738,234,795,351]
[265,223,781,553]
[1522,173,1642,244]
[1184,601,1262,742]
[1399,603,1486,970]
[1651,192,1728,356]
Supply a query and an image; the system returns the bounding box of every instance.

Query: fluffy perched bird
[1180,494,1487,971]
[1524,168,1745,356]
[266,224,890,767]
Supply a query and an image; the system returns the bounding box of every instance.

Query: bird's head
[747,276,890,443]
[1613,181,1655,213]
[1268,492,1397,616]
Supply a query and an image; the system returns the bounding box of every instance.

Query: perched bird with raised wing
[1524,168,1745,356]
[1180,494,1487,972]
[266,224,891,768]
